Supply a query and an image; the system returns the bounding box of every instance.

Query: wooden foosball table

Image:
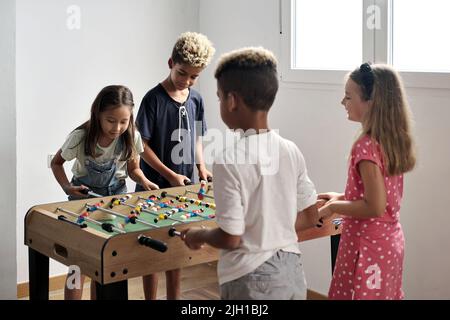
[25,182,341,300]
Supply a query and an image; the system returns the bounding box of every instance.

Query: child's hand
[316,198,327,209]
[318,203,334,220]
[198,168,212,182]
[318,192,344,204]
[168,173,191,187]
[63,184,89,198]
[180,227,205,250]
[140,178,159,191]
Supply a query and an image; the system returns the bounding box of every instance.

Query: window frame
[279,0,450,89]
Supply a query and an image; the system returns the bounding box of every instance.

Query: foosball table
[25,182,341,300]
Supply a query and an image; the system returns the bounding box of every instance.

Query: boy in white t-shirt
[181,47,320,300]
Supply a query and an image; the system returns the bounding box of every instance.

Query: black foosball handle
[101,222,115,233]
[138,235,167,252]
[183,179,192,186]
[207,176,213,183]
[58,215,87,229]
[168,227,181,237]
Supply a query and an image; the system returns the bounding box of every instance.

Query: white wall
[199,0,450,298]
[0,0,17,299]
[16,0,199,283]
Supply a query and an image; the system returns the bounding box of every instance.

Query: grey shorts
[220,251,307,300]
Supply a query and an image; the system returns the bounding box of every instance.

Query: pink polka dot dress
[328,135,405,300]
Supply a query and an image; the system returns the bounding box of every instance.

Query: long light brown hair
[350,63,416,176]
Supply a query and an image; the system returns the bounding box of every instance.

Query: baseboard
[17,274,90,299]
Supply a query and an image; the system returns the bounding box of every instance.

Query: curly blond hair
[171,32,215,68]
[215,47,279,111]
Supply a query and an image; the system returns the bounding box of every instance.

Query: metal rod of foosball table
[85,204,158,228]
[80,188,105,198]
[120,202,184,224]
[137,196,212,221]
[56,207,126,234]
[158,192,216,209]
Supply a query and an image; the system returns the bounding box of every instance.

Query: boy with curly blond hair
[136,32,215,299]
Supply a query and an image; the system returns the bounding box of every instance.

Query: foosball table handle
[58,215,87,229]
[137,235,168,252]
[168,227,181,237]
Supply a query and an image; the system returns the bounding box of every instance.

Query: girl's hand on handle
[318,203,334,220]
[140,178,159,191]
[63,184,89,198]
[316,198,327,209]
[317,192,344,221]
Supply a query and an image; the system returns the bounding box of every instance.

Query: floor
[49,262,220,300]
[22,261,326,300]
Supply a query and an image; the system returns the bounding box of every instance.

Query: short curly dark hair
[214,47,278,112]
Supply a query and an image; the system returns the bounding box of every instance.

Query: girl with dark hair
[51,85,158,299]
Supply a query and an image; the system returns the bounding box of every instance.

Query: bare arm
[50,149,87,197]
[181,227,241,250]
[195,136,212,181]
[140,139,189,186]
[320,160,387,219]
[318,192,345,202]
[295,203,321,232]
[127,156,159,190]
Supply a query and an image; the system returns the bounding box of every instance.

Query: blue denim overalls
[69,138,127,200]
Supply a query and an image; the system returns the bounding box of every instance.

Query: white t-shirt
[60,129,144,180]
[213,130,317,285]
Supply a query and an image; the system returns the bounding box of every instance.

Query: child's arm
[182,162,241,250]
[127,156,159,190]
[318,192,345,202]
[195,136,212,181]
[140,140,190,186]
[295,203,321,232]
[319,160,387,219]
[50,149,88,197]
[181,227,241,250]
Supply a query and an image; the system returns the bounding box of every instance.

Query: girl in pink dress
[319,63,416,300]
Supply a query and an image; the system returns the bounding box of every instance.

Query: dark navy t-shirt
[135,83,207,190]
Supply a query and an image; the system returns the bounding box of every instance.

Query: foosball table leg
[95,280,128,300]
[330,234,341,275]
[28,247,49,300]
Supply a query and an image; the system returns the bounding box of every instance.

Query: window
[292,0,362,71]
[393,0,450,73]
[281,0,450,88]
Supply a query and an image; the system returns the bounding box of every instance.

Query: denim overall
[69,139,127,200]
